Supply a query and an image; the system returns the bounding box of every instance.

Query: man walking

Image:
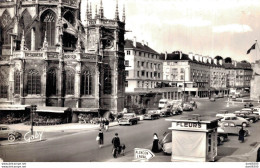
[112,133,120,158]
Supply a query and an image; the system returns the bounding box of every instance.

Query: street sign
[134,148,155,161]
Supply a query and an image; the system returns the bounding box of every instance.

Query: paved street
[0,97,259,162]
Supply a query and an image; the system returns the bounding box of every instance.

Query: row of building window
[126,50,159,59]
[137,61,161,69]
[0,68,112,98]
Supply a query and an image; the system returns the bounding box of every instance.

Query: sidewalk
[0,122,119,146]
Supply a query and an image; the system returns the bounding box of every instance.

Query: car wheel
[129,121,132,126]
[249,119,254,123]
[242,122,247,127]
[8,134,16,142]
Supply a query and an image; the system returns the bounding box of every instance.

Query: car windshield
[123,114,134,118]
[1,127,8,130]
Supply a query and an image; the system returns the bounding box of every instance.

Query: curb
[0,139,47,146]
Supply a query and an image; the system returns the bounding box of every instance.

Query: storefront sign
[172,121,207,130]
[24,131,43,143]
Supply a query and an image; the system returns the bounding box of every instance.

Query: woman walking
[238,127,245,143]
[98,129,104,148]
[152,133,160,153]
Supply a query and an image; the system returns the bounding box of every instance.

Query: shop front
[167,115,219,162]
[0,105,31,124]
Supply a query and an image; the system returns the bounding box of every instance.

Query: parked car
[144,110,161,120]
[159,131,172,154]
[189,101,197,108]
[118,113,138,126]
[0,125,22,142]
[216,110,234,118]
[219,115,249,127]
[253,107,260,119]
[239,109,259,121]
[233,111,258,123]
[172,104,183,114]
[159,108,173,117]
[210,97,216,102]
[182,103,193,111]
[217,121,250,136]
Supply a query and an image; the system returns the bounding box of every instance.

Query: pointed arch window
[47,69,57,96]
[1,10,11,28]
[0,74,8,98]
[41,10,56,46]
[14,71,20,94]
[103,65,112,94]
[81,70,92,95]
[65,70,75,95]
[27,69,41,95]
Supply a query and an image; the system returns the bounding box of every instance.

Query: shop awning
[36,107,71,113]
[72,108,99,113]
[0,105,30,111]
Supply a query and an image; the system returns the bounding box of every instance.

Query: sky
[81,0,260,63]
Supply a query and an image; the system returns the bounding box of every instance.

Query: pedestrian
[152,133,160,153]
[257,147,260,162]
[249,102,254,108]
[97,129,104,148]
[105,119,109,132]
[238,127,245,143]
[100,118,104,130]
[112,133,121,158]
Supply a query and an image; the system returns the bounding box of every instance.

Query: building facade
[124,38,163,92]
[162,51,228,98]
[224,61,253,89]
[0,0,125,114]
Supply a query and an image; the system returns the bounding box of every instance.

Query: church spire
[89,2,92,19]
[99,0,104,19]
[122,4,125,22]
[95,5,98,19]
[115,0,119,20]
[85,0,89,22]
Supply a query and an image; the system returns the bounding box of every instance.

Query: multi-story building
[223,61,253,89]
[251,60,260,101]
[0,0,125,116]
[162,51,228,98]
[124,38,181,109]
[124,38,163,92]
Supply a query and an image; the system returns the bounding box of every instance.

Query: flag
[247,43,256,54]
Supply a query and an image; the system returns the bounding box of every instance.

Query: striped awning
[0,105,30,111]
[36,107,71,113]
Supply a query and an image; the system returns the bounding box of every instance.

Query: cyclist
[112,133,120,158]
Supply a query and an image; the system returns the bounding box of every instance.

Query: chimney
[133,36,136,47]
[203,56,207,63]
[165,51,167,60]
[219,59,223,65]
[142,40,144,46]
[214,58,217,65]
[180,51,182,59]
[188,52,193,60]
[194,54,199,61]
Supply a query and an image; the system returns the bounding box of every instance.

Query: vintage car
[159,108,173,117]
[172,104,183,114]
[118,113,138,126]
[182,103,193,111]
[219,115,249,127]
[159,131,172,154]
[217,121,250,136]
[253,107,260,119]
[236,109,259,121]
[0,125,22,142]
[210,97,216,102]
[144,110,161,120]
[233,111,257,123]
[189,101,197,109]
[216,110,234,118]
